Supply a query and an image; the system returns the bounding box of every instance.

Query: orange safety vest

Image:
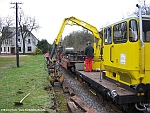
[45,52,49,57]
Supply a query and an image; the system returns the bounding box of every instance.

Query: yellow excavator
[50,16,103,71]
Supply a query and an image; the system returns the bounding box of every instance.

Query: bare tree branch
[0,17,3,34]
[133,0,150,16]
[18,10,40,54]
[4,16,14,27]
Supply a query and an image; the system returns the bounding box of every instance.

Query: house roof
[3,27,39,41]
[2,27,16,38]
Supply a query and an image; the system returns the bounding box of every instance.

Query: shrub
[33,47,42,55]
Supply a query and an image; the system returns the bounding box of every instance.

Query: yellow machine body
[101,17,150,86]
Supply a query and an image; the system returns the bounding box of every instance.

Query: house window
[19,47,21,52]
[1,47,2,52]
[8,39,10,44]
[18,32,20,36]
[4,47,6,52]
[10,39,12,44]
[28,46,32,51]
[5,40,8,44]
[18,38,21,43]
[28,39,31,44]
[8,47,9,52]
[6,39,8,44]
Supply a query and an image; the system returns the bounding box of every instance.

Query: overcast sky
[0,0,150,44]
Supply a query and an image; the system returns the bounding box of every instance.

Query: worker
[45,51,50,63]
[129,28,138,42]
[84,41,94,72]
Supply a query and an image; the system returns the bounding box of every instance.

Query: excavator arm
[50,18,68,59]
[50,16,102,60]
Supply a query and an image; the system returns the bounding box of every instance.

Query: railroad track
[47,64,146,113]
[48,64,100,113]
[51,76,99,113]
[56,66,123,113]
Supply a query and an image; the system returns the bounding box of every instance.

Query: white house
[1,27,38,54]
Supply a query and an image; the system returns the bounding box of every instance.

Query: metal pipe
[136,4,145,74]
[136,4,144,47]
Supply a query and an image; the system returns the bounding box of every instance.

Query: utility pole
[11,2,22,67]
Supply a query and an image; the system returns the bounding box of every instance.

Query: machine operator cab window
[129,20,138,42]
[114,22,127,43]
[104,27,112,44]
[129,18,150,42]
[142,19,150,42]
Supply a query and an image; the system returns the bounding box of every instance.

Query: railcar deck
[78,71,134,95]
[75,71,145,104]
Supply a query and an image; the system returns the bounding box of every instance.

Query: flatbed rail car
[75,70,149,112]
[60,51,86,70]
[75,71,143,104]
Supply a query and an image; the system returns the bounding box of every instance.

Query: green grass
[0,55,56,113]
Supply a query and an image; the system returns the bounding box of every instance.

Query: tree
[0,17,2,54]
[0,16,14,54]
[62,30,94,51]
[18,11,40,54]
[37,39,52,54]
[0,17,2,33]
[134,0,150,15]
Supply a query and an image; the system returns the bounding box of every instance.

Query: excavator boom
[50,16,102,66]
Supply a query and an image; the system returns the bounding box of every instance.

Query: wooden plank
[63,85,69,93]
[68,87,75,96]
[63,80,76,96]
[71,95,99,113]
[67,101,82,113]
